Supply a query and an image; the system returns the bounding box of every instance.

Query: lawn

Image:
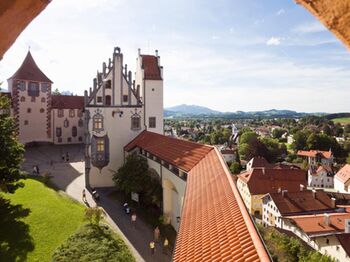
[332,117,350,124]
[0,178,85,262]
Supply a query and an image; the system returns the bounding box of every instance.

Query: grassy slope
[3,179,85,262]
[332,117,350,124]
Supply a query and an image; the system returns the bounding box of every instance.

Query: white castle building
[5,51,84,145]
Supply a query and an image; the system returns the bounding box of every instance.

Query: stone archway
[162,179,181,231]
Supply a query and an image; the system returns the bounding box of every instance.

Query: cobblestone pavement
[23,144,172,262]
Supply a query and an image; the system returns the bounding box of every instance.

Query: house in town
[308,165,334,189]
[297,149,334,166]
[5,51,84,145]
[219,147,236,163]
[334,164,350,193]
[282,213,350,262]
[262,190,336,228]
[84,47,270,262]
[237,167,307,216]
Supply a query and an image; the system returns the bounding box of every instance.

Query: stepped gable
[335,164,350,183]
[9,51,52,83]
[51,95,84,109]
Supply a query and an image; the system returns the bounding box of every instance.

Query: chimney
[300,184,305,191]
[331,197,336,209]
[324,213,330,226]
[282,190,288,197]
[345,219,350,233]
[312,189,316,199]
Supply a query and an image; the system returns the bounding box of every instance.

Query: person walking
[66,152,69,162]
[32,165,37,175]
[163,238,169,254]
[82,189,86,202]
[154,226,160,242]
[149,241,155,255]
[61,153,65,161]
[131,212,137,228]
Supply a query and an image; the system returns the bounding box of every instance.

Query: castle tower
[7,51,53,144]
[135,49,164,135]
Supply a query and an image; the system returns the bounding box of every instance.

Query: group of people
[149,226,169,255]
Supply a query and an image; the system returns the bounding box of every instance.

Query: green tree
[347,154,350,164]
[239,131,258,145]
[52,88,61,95]
[0,94,25,193]
[292,130,309,151]
[272,128,286,139]
[85,207,105,225]
[230,162,241,174]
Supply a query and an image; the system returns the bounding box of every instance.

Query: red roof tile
[249,157,272,168]
[51,95,84,109]
[173,148,270,262]
[124,131,213,172]
[125,132,270,261]
[287,213,350,235]
[297,150,332,159]
[335,164,350,184]
[239,168,307,195]
[268,191,334,215]
[141,55,161,80]
[9,51,52,83]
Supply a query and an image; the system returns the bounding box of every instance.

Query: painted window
[131,115,141,130]
[20,96,25,102]
[41,97,46,103]
[78,118,83,127]
[77,109,83,117]
[97,139,105,152]
[105,80,111,89]
[64,118,69,128]
[123,95,128,102]
[17,80,26,91]
[72,126,77,137]
[28,82,40,96]
[149,117,156,128]
[31,96,36,102]
[69,109,75,118]
[27,108,31,113]
[24,120,29,125]
[93,114,103,132]
[56,127,62,137]
[58,109,64,117]
[40,108,45,113]
[41,83,50,92]
[105,95,111,106]
[97,96,102,103]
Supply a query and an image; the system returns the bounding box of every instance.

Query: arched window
[40,108,45,113]
[56,127,62,137]
[105,95,111,106]
[105,80,111,89]
[93,113,103,132]
[64,118,69,128]
[131,115,141,130]
[72,126,77,137]
[91,135,109,169]
[69,109,75,118]
[20,96,25,102]
[41,97,46,103]
[78,118,83,127]
[57,109,64,117]
[27,108,31,113]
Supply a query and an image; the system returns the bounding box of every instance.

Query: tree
[347,154,350,164]
[0,94,25,193]
[52,88,61,95]
[85,207,105,225]
[230,162,241,174]
[272,128,286,139]
[291,130,309,151]
[239,131,258,145]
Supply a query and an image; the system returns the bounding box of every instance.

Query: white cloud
[266,37,281,46]
[211,35,220,40]
[293,21,327,34]
[276,9,285,16]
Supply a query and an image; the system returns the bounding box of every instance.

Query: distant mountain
[164,104,325,119]
[165,104,221,115]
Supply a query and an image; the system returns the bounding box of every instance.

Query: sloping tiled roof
[249,157,272,168]
[269,191,334,215]
[9,51,53,83]
[336,234,350,256]
[141,55,161,80]
[239,168,307,195]
[51,95,84,109]
[125,131,270,261]
[335,164,350,184]
[0,0,50,60]
[297,150,332,159]
[173,148,270,261]
[286,213,350,236]
[124,131,213,172]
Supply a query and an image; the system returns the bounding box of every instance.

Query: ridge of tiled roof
[51,95,84,109]
[239,168,307,195]
[297,150,332,159]
[335,164,350,184]
[173,148,270,261]
[250,156,272,168]
[9,51,53,83]
[286,212,350,235]
[269,191,334,215]
[141,55,162,80]
[124,130,213,172]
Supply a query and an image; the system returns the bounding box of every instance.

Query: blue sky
[1,0,350,113]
